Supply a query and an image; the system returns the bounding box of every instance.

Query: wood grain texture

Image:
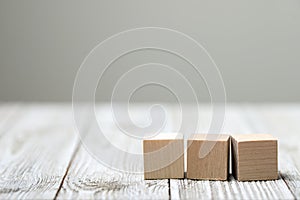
[243,104,300,198]
[280,155,300,198]
[231,134,278,181]
[170,105,294,199]
[144,133,184,180]
[170,175,294,200]
[57,146,169,199]
[57,105,170,199]
[187,134,229,180]
[0,105,80,199]
[0,104,299,199]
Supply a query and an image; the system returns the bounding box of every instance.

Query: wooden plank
[170,105,294,199]
[0,103,21,137]
[280,154,300,198]
[0,104,82,199]
[170,175,293,200]
[1,104,296,199]
[243,104,300,198]
[57,105,170,199]
[57,144,169,199]
[0,103,18,122]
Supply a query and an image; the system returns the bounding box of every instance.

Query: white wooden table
[0,103,299,199]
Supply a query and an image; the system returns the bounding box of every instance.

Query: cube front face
[143,139,184,179]
[231,135,278,181]
[144,134,278,181]
[187,135,229,180]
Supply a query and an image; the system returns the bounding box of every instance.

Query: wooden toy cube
[231,134,278,181]
[143,133,184,179]
[187,134,230,180]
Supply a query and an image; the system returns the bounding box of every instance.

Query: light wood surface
[0,104,299,199]
[57,106,170,199]
[170,105,296,199]
[0,105,81,199]
[144,133,184,180]
[187,134,229,180]
[231,134,278,181]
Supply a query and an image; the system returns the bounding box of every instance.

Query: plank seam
[168,179,171,200]
[53,108,92,200]
[53,138,82,200]
[279,172,297,200]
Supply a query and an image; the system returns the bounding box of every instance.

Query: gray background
[0,0,299,102]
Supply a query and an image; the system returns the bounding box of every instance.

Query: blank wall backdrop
[0,0,299,102]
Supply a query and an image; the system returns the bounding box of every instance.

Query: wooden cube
[143,133,184,179]
[231,134,278,181]
[187,134,230,180]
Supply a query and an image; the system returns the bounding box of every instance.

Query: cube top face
[188,134,230,142]
[231,134,277,142]
[143,133,184,179]
[231,134,278,181]
[187,134,229,180]
[144,132,183,141]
